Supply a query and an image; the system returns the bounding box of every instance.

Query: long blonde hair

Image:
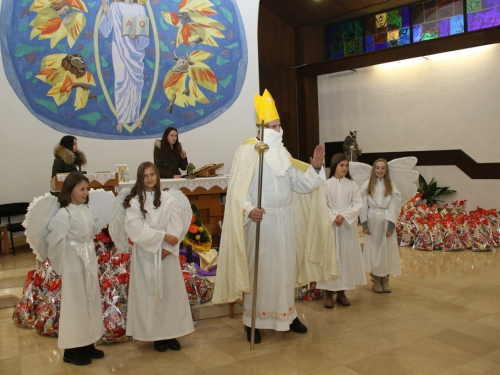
[367,158,393,198]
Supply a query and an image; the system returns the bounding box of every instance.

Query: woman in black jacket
[153,127,188,179]
[51,135,87,178]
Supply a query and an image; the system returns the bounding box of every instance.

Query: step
[0,286,23,309]
[0,267,32,289]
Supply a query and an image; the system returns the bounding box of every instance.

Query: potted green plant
[418,175,456,205]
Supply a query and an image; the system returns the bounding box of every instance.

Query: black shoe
[165,339,181,351]
[154,340,168,352]
[289,317,307,334]
[63,348,92,366]
[246,326,261,344]
[81,344,104,359]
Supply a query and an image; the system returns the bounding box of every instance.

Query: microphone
[75,152,81,172]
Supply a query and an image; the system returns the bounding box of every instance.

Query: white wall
[318,43,500,210]
[0,0,260,204]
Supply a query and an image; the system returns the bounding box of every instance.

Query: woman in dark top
[154,127,188,179]
[51,135,87,178]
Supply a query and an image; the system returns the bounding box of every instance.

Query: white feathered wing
[349,156,419,205]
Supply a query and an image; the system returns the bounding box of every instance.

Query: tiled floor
[1,246,500,374]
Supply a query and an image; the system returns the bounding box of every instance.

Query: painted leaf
[189,62,216,92]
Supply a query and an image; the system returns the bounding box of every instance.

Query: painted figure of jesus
[99,0,150,133]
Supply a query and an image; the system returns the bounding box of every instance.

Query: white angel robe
[124,191,194,341]
[99,2,150,124]
[46,204,104,349]
[360,179,402,277]
[316,178,366,291]
[242,162,326,331]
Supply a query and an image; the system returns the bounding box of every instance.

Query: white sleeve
[340,182,363,228]
[161,202,184,257]
[289,165,326,194]
[359,180,369,224]
[386,183,402,225]
[124,199,165,254]
[46,209,70,275]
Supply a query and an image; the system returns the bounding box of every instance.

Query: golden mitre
[254,89,280,124]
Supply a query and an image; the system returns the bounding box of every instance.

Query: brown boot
[336,291,350,306]
[323,290,334,309]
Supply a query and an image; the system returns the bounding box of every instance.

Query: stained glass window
[412,0,464,42]
[364,7,411,52]
[467,0,500,31]
[325,19,364,60]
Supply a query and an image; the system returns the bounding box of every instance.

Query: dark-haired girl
[46,172,105,365]
[51,135,87,178]
[154,127,188,178]
[316,154,366,309]
[123,162,194,352]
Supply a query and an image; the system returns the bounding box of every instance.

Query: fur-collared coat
[51,145,87,178]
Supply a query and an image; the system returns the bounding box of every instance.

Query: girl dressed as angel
[46,172,105,366]
[316,154,366,309]
[122,162,194,352]
[360,159,402,293]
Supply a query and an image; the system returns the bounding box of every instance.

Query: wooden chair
[0,202,30,256]
[0,225,10,255]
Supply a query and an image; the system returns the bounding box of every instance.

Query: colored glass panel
[467,0,500,30]
[325,19,364,60]
[412,0,464,42]
[364,6,410,51]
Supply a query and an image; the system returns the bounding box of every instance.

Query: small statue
[343,129,362,162]
[186,163,195,179]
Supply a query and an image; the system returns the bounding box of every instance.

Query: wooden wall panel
[296,26,325,66]
[258,4,299,158]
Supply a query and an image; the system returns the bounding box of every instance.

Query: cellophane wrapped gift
[298,282,323,301]
[470,221,494,252]
[450,200,467,215]
[398,210,414,247]
[397,194,500,252]
[96,239,132,344]
[181,262,214,306]
[413,219,434,251]
[12,270,36,328]
[431,222,444,250]
[34,279,61,336]
[441,221,463,252]
[13,260,59,329]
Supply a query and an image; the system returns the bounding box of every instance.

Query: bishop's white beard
[262,128,292,177]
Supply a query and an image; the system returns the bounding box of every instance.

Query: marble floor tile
[2,245,500,374]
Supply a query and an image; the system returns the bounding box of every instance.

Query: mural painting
[0,0,247,139]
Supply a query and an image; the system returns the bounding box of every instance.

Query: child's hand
[161,249,172,260]
[363,228,371,235]
[386,230,393,237]
[334,215,344,227]
[164,234,178,246]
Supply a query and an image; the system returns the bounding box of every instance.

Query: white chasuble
[360,179,402,277]
[124,191,194,341]
[46,204,104,349]
[316,177,367,291]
